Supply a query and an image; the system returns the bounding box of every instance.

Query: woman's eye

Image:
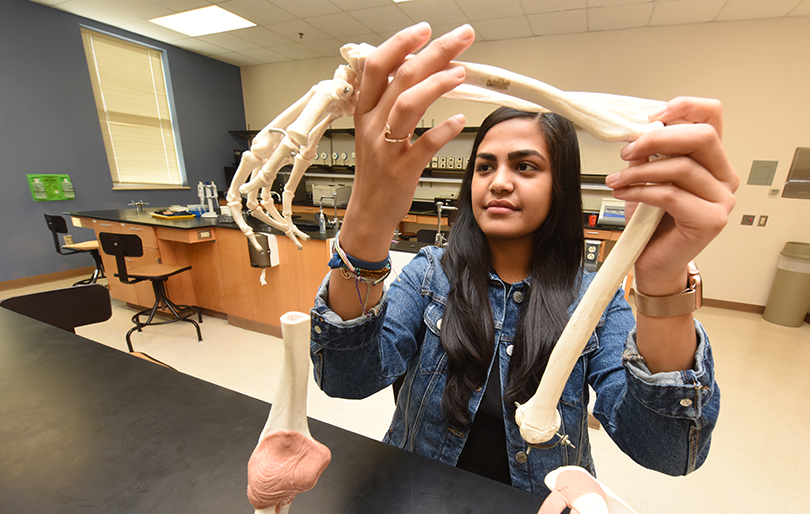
[517,162,537,172]
[475,163,493,173]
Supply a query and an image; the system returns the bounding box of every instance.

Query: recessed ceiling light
[149,6,256,37]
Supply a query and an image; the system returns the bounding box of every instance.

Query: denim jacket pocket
[420,301,447,375]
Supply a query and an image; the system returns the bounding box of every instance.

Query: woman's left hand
[605,97,739,296]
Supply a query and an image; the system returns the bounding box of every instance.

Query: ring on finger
[384,123,411,143]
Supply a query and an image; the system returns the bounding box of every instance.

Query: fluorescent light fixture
[150,6,255,37]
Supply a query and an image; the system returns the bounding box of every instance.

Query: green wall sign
[27,174,75,202]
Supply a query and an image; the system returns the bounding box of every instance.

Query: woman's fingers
[648,96,724,139]
[355,22,432,116]
[618,123,739,193]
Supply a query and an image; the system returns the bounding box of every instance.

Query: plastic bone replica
[230,27,669,445]
[247,311,331,514]
[537,466,638,514]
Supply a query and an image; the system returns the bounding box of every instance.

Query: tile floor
[2,275,809,513]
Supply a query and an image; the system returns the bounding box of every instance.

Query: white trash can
[763,242,810,327]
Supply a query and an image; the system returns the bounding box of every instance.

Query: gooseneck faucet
[435,201,457,247]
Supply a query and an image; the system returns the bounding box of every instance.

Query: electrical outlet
[758,215,768,227]
[741,214,755,225]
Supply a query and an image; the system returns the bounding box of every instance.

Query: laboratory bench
[67,207,623,333]
[0,307,544,513]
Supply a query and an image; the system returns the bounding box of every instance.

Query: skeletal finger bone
[246,312,331,514]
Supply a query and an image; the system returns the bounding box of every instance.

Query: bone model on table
[246,312,331,514]
[228,24,669,446]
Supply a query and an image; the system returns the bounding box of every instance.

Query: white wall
[241,17,810,309]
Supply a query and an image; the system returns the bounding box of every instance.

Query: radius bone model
[229,23,668,448]
[247,312,331,514]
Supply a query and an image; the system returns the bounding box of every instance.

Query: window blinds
[81,28,184,188]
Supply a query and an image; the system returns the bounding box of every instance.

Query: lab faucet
[435,201,457,247]
[269,191,281,204]
[318,193,340,232]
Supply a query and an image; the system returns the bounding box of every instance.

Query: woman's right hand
[338,23,475,263]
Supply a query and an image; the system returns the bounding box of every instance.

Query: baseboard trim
[227,315,282,338]
[702,298,764,314]
[0,267,95,292]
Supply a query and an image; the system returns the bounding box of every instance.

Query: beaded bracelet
[328,232,392,316]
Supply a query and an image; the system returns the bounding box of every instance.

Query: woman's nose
[489,166,513,193]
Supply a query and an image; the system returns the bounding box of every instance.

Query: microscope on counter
[197,181,219,218]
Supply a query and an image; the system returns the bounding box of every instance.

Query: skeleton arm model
[246,312,331,514]
[537,466,637,514]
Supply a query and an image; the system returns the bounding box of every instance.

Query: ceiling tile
[271,42,325,59]
[197,32,262,52]
[456,0,524,21]
[396,0,469,27]
[217,0,297,25]
[588,3,654,31]
[267,18,332,41]
[717,0,804,21]
[790,0,810,15]
[304,12,373,38]
[301,37,346,57]
[589,0,651,6]
[473,16,533,41]
[118,19,190,41]
[172,37,232,54]
[105,0,173,19]
[337,32,386,47]
[328,0,389,9]
[214,51,265,66]
[348,5,415,32]
[233,25,294,46]
[527,9,587,35]
[236,47,291,63]
[151,0,210,12]
[56,0,140,26]
[266,0,342,19]
[649,0,726,26]
[520,0,585,14]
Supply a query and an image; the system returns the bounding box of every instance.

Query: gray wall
[0,0,248,283]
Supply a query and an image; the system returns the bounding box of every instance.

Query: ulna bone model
[247,311,331,514]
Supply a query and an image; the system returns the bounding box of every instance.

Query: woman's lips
[485,200,517,214]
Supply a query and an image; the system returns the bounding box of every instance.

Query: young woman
[310,23,737,497]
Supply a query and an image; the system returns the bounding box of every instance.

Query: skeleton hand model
[537,466,637,514]
[230,25,670,445]
[247,312,331,514]
[228,36,664,254]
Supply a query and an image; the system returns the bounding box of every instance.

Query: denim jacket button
[436,318,442,331]
[680,398,693,407]
[515,451,528,464]
[314,325,322,334]
[513,291,524,303]
[506,344,513,356]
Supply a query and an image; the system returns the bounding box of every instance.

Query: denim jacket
[310,246,719,498]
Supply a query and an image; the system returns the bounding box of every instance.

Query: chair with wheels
[98,232,202,352]
[44,214,105,285]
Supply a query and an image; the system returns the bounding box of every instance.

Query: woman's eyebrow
[508,149,548,162]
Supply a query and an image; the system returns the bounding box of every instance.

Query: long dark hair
[439,107,584,427]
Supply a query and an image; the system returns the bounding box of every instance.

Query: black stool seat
[45,214,106,285]
[99,232,202,352]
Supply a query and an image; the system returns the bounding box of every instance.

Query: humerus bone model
[537,466,638,514]
[229,24,668,445]
[247,312,331,514]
